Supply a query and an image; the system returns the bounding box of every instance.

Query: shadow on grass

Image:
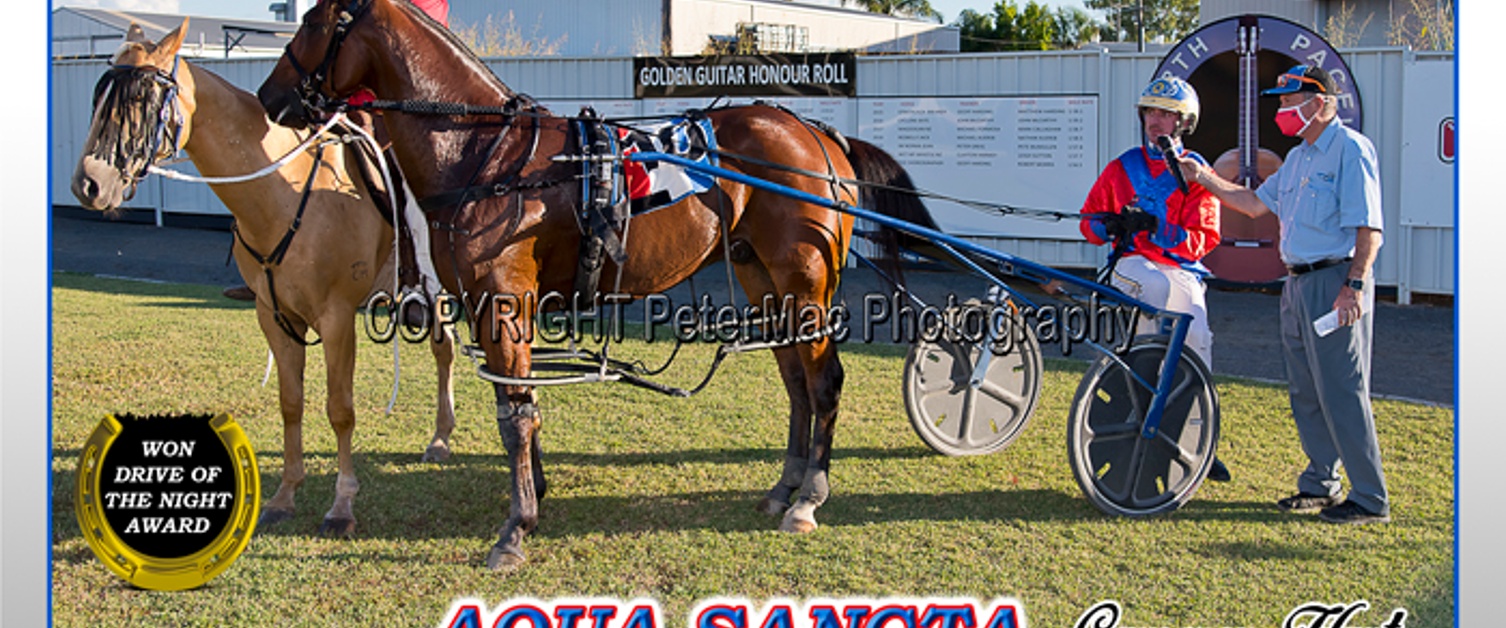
[55,441,1377,557]
[53,271,255,312]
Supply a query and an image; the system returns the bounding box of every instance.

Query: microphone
[1157,135,1190,195]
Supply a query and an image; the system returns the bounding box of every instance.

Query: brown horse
[70,19,460,536]
[258,0,936,570]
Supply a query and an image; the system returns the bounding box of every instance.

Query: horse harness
[231,141,331,346]
[95,49,399,349]
[568,107,631,303]
[376,98,656,307]
[274,3,842,312]
[283,0,374,112]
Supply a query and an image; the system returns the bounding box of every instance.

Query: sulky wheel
[903,301,1042,456]
[1066,335,1220,517]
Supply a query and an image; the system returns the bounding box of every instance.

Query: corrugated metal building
[445,0,958,56]
[51,7,296,59]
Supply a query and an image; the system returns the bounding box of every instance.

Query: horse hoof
[778,516,818,534]
[486,546,527,572]
[422,444,451,463]
[318,517,357,537]
[779,505,818,534]
[756,497,789,516]
[257,508,294,529]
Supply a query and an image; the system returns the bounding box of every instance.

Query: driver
[1078,75,1228,481]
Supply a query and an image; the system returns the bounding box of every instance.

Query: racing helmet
[1138,76,1200,136]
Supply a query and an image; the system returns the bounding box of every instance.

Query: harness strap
[291,0,372,108]
[233,144,327,347]
[570,110,634,302]
[415,96,547,213]
[354,98,522,118]
[150,58,183,175]
[344,129,405,228]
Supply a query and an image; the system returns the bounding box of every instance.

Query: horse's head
[71,20,190,211]
[258,0,379,129]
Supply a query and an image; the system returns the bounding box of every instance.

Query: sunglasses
[1274,72,1327,93]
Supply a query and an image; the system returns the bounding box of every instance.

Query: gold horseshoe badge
[75,413,259,591]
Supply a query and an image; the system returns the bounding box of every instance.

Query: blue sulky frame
[628,151,1197,444]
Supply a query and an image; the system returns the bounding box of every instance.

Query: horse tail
[842,137,939,287]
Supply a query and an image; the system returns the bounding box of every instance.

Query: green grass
[50,272,1455,627]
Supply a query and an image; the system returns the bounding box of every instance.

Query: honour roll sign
[859,96,1100,239]
[636,53,856,98]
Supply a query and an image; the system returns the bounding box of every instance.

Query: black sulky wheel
[903,301,1042,456]
[1067,335,1220,517]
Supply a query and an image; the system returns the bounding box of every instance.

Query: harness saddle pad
[615,117,718,215]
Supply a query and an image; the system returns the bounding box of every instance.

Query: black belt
[1286,257,1351,276]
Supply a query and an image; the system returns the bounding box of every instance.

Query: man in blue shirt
[1176,65,1389,524]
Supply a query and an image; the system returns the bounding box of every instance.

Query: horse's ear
[152,18,190,64]
[124,23,148,44]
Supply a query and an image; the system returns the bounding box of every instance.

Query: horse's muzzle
[70,156,127,211]
[257,84,312,130]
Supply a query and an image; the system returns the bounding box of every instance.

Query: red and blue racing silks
[1079,145,1221,274]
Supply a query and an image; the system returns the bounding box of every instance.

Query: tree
[957,1,1107,52]
[1054,7,1102,47]
[956,8,995,45]
[1083,0,1198,44]
[1016,1,1057,50]
[844,0,943,23]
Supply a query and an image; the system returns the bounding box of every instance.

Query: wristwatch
[1346,278,1365,292]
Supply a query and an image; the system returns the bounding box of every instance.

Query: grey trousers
[1279,263,1389,515]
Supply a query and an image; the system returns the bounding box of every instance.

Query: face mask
[1275,98,1316,136]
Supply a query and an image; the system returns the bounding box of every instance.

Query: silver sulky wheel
[1066,334,1220,517]
[903,300,1042,456]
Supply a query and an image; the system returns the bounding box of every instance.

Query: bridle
[283,0,373,113]
[89,57,184,200]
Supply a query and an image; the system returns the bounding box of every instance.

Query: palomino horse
[71,19,459,536]
[258,0,936,570]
